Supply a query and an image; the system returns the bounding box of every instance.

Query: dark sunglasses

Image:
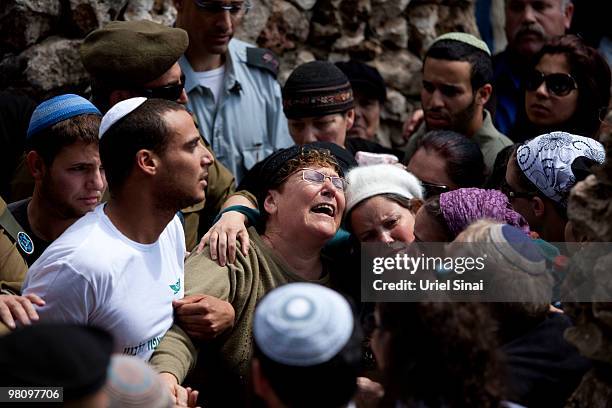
[194,0,251,15]
[500,180,536,200]
[139,75,186,101]
[421,182,449,199]
[525,70,577,97]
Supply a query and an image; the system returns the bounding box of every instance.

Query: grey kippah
[253,283,354,367]
[80,20,189,86]
[431,32,491,55]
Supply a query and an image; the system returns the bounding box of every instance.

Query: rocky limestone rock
[68,0,103,36]
[257,0,309,54]
[371,49,422,96]
[436,4,479,39]
[372,17,408,49]
[407,4,439,56]
[332,23,366,51]
[236,0,271,44]
[277,49,316,84]
[382,88,407,122]
[0,0,61,51]
[289,0,318,11]
[123,0,176,26]
[66,0,129,36]
[22,37,89,95]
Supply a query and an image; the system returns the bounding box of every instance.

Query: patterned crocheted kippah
[431,32,491,56]
[254,283,354,366]
[27,94,101,138]
[282,61,354,119]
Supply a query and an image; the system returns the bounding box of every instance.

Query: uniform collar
[179,40,244,95]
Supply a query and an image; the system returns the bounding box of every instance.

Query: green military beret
[80,20,189,86]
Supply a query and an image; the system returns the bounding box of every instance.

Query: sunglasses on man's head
[194,0,251,15]
[525,70,577,97]
[139,75,185,101]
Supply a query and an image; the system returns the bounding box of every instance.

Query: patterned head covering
[439,188,530,238]
[282,61,354,119]
[253,283,354,366]
[27,94,101,138]
[517,132,605,207]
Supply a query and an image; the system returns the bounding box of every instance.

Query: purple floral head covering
[439,188,530,238]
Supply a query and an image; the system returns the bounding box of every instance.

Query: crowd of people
[0,0,611,407]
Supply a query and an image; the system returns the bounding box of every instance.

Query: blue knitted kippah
[27,94,101,138]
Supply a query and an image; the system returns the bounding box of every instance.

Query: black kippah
[0,324,113,401]
[282,61,354,119]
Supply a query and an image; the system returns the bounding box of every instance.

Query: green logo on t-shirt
[170,278,181,295]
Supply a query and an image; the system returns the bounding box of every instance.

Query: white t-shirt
[22,204,185,360]
[192,65,226,105]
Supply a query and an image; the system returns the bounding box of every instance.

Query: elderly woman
[511,35,611,141]
[414,187,530,242]
[149,145,349,407]
[344,164,423,243]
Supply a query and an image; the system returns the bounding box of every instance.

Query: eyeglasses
[139,75,185,101]
[525,70,577,97]
[500,180,537,200]
[421,182,449,199]
[194,1,251,17]
[299,168,347,191]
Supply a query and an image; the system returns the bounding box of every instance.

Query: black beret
[238,142,357,211]
[0,324,113,401]
[335,60,387,103]
[80,20,189,86]
[282,61,354,119]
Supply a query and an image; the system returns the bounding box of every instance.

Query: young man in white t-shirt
[23,98,213,360]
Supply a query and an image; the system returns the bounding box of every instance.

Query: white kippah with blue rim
[27,94,101,138]
[253,283,354,367]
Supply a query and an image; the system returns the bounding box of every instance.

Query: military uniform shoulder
[246,47,280,77]
[231,39,279,78]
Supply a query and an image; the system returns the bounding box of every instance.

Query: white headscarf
[516,131,605,206]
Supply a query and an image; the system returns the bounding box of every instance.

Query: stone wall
[0,0,480,145]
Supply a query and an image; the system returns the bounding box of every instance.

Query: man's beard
[450,96,478,136]
[154,173,204,214]
[425,95,477,136]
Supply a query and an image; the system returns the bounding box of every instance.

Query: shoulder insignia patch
[246,47,280,77]
[17,231,34,255]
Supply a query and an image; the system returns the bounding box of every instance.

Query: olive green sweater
[149,227,331,406]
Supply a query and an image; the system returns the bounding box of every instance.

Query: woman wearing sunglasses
[512,35,611,141]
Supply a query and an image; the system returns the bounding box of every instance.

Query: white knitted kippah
[345,164,423,214]
[253,283,354,367]
[431,32,491,56]
[99,97,147,139]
